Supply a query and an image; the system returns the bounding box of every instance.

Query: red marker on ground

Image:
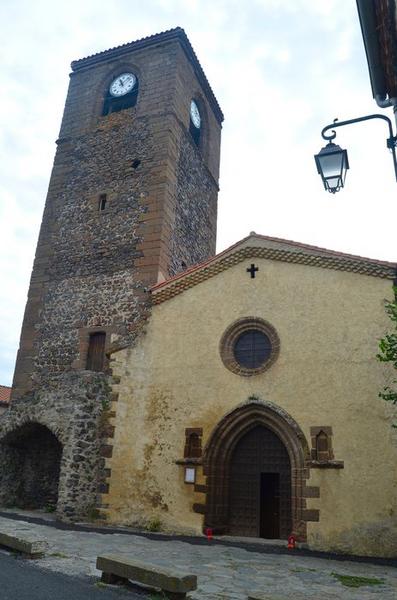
[287,534,296,549]
[205,527,213,541]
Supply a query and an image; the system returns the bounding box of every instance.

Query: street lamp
[314,142,349,193]
[314,114,397,192]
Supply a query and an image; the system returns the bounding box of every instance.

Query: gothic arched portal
[203,400,311,541]
[0,422,62,510]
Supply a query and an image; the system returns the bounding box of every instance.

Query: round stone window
[220,317,280,376]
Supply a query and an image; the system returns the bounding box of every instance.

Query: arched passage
[203,400,310,541]
[0,422,62,510]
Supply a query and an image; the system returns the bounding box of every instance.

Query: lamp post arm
[321,113,394,141]
[321,114,397,181]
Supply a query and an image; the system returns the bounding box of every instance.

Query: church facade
[103,234,397,557]
[1,28,397,558]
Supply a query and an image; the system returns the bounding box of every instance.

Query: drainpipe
[375,94,397,108]
[375,95,397,134]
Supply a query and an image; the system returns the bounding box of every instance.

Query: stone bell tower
[1,28,223,519]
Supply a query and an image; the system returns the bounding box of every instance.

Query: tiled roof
[0,385,11,405]
[71,27,223,123]
[151,233,397,305]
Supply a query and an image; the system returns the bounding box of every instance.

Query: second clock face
[190,100,201,129]
[109,73,137,97]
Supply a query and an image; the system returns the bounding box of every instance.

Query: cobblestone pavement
[0,514,396,599]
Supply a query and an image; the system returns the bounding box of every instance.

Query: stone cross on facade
[246,264,259,278]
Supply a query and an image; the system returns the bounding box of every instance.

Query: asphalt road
[0,551,149,600]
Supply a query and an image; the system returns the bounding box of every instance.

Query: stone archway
[202,399,311,541]
[0,422,62,510]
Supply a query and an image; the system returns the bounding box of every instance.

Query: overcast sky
[1,0,397,386]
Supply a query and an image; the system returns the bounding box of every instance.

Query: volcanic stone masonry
[0,28,223,519]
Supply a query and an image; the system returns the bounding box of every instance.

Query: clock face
[109,73,137,97]
[190,100,201,129]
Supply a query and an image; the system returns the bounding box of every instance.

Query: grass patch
[49,552,69,559]
[146,517,162,532]
[85,506,101,521]
[331,572,384,588]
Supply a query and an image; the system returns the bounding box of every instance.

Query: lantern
[314,142,349,193]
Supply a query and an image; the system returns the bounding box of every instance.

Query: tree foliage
[377,286,397,405]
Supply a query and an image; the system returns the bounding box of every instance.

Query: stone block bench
[96,555,197,599]
[0,531,47,558]
[248,594,287,600]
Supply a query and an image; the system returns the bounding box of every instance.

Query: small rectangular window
[86,332,106,372]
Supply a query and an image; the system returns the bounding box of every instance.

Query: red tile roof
[0,385,11,405]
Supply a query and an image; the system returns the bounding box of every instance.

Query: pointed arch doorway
[203,400,310,541]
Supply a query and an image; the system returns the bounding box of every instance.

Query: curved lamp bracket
[319,113,397,183]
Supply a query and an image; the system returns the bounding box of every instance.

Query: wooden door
[229,426,292,538]
[86,332,106,371]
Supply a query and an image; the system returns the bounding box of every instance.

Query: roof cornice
[152,237,396,305]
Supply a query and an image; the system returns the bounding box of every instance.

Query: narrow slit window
[98,194,107,212]
[86,332,106,372]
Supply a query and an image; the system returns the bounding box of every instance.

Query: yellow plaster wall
[106,257,397,556]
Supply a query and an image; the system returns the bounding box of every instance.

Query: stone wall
[13,109,155,393]
[7,30,222,521]
[0,371,110,519]
[168,132,218,275]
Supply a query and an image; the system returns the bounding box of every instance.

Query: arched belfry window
[189,99,202,146]
[102,72,139,116]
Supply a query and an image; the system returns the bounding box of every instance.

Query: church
[1,27,396,558]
